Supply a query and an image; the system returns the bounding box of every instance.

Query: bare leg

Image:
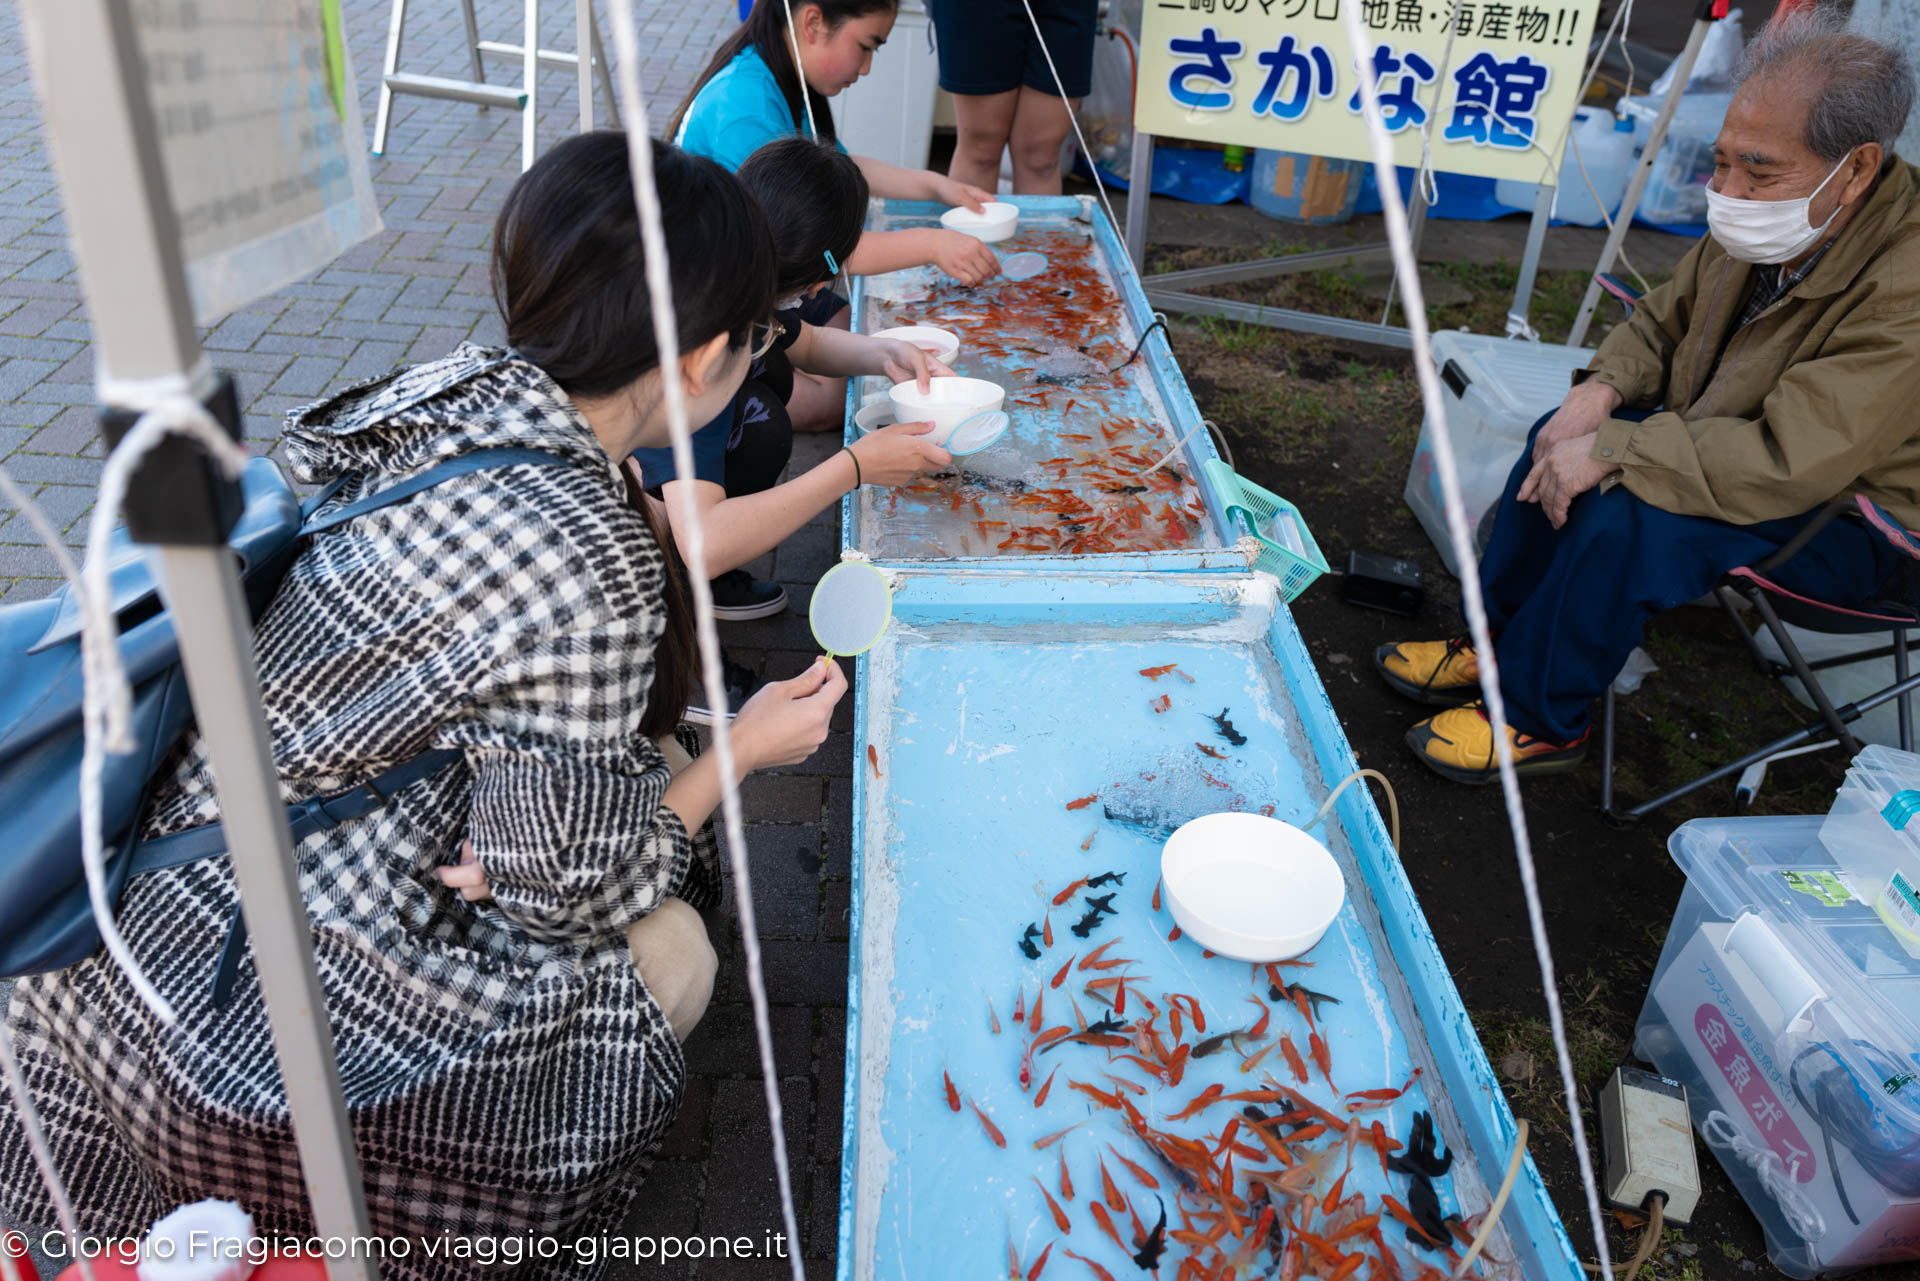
[627,896,718,1042]
[787,304,852,434]
[947,88,1020,192]
[1009,86,1080,195]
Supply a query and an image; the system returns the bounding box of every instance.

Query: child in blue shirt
[628,139,951,645]
[672,0,1002,431]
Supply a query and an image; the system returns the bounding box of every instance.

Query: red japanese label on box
[1694,1004,1816,1182]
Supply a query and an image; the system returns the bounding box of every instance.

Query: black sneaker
[710,569,787,621]
[685,655,765,725]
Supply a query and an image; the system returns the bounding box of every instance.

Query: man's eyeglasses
[747,321,782,362]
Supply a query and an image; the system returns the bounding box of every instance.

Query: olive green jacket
[1582,158,1920,527]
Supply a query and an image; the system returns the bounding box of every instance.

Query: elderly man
[1378,13,1920,785]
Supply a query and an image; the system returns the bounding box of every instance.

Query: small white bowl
[852,398,896,436]
[1161,813,1345,962]
[889,376,1006,442]
[940,201,1019,243]
[873,325,962,365]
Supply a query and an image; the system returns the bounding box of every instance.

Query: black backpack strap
[300,446,576,535]
[126,748,465,879]
[205,748,464,1006]
[126,748,464,1007]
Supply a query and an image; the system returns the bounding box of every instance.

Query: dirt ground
[1148,238,1879,1279]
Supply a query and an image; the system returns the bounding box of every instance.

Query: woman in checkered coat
[0,135,846,1277]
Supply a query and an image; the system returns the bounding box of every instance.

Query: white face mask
[1705,151,1855,265]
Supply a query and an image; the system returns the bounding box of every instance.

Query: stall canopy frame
[14,1,407,1275]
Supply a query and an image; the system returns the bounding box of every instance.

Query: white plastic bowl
[873,325,961,365]
[940,201,1019,243]
[852,397,896,436]
[1161,812,1345,962]
[889,376,1005,442]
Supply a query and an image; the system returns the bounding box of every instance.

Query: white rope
[603,5,806,1278]
[1,947,99,1281]
[1337,6,1616,1281]
[778,0,820,144]
[1015,0,1123,237]
[1414,1,1464,208]
[1702,1111,1827,1243]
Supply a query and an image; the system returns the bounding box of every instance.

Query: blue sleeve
[628,403,732,489]
[709,114,792,171]
[677,52,801,172]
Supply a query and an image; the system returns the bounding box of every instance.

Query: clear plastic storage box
[1617,91,1735,227]
[1403,331,1595,576]
[1821,745,1920,956]
[1636,816,1920,1277]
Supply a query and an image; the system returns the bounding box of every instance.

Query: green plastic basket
[1203,460,1329,603]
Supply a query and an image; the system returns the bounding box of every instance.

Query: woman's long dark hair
[669,0,897,145]
[492,132,777,735]
[737,137,868,296]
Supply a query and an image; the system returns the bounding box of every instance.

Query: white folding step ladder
[371,0,618,172]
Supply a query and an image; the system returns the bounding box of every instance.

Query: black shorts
[930,0,1099,99]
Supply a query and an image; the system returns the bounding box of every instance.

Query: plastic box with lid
[1402,331,1596,577]
[1618,90,1736,227]
[1635,815,1920,1277]
[1821,744,1920,956]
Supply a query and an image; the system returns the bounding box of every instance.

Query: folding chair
[1599,493,1920,821]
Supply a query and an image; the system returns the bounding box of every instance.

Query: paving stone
[696,1077,809,1242]
[820,879,851,942]
[269,354,345,398]
[0,451,101,485]
[681,1002,811,1079]
[0,539,61,579]
[204,310,274,351]
[740,772,825,825]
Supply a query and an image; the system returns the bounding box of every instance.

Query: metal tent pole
[1508,181,1556,334]
[16,2,379,1276]
[577,0,595,130]
[1123,128,1154,273]
[1567,6,1719,346]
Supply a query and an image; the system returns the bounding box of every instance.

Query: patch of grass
[1196,314,1270,356]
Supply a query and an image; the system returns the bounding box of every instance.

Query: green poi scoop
[809,560,893,665]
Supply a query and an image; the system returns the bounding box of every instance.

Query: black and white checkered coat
[0,346,720,1278]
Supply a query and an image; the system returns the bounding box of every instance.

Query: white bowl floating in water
[889,375,1006,441]
[873,325,961,365]
[940,201,1019,243]
[1160,812,1345,962]
[852,397,896,436]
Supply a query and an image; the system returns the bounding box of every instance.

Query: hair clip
[823,249,840,275]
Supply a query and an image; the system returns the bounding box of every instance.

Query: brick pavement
[0,0,856,1275]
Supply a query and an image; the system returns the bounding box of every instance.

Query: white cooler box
[1636,816,1920,1277]
[1402,331,1595,577]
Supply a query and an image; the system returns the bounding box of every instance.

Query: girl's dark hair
[669,0,897,145]
[493,131,776,733]
[492,131,777,399]
[737,137,868,296]
[620,463,699,742]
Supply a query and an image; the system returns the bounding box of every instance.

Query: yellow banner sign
[1135,0,1602,184]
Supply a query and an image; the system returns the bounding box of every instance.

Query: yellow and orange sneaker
[1405,702,1588,785]
[1373,637,1481,707]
